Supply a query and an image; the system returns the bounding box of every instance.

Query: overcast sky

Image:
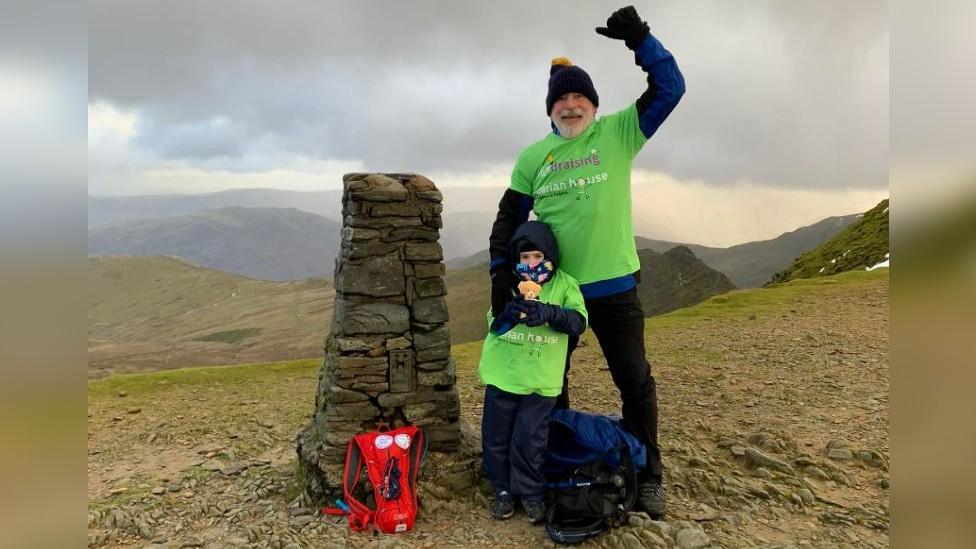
[88,0,891,244]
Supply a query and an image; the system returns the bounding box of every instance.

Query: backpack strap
[406,428,428,485]
[342,434,374,532]
[617,441,638,514]
[404,426,428,508]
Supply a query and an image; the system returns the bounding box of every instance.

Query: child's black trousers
[481,384,556,498]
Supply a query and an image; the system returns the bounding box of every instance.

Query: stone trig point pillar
[297,172,462,501]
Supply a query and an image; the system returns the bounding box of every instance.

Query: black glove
[519,300,559,328]
[490,265,519,317]
[595,5,650,50]
[490,296,524,335]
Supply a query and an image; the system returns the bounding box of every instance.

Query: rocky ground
[88,271,889,548]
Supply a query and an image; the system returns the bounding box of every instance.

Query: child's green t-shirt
[477,270,587,397]
[509,104,648,285]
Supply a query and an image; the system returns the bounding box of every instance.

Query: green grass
[88,471,159,512]
[450,339,484,373]
[283,460,308,503]
[88,358,321,399]
[194,327,263,344]
[649,269,887,330]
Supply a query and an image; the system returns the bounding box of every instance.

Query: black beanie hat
[546,57,599,116]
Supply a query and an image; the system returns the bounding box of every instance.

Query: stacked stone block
[297,173,461,498]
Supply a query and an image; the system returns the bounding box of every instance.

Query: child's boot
[491,491,514,520]
[522,496,546,523]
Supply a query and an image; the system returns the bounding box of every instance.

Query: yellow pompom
[550,56,574,68]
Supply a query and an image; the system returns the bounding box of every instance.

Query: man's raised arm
[596,5,686,139]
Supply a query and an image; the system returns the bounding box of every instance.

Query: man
[488,5,685,517]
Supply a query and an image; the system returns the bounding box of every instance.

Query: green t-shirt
[478,270,587,397]
[510,104,648,285]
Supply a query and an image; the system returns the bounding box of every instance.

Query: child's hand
[501,296,526,322]
[489,296,526,335]
[519,301,558,327]
[509,295,532,319]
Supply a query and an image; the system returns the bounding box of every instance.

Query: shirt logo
[538,149,600,178]
[534,171,609,200]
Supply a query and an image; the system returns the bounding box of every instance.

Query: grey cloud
[89,0,888,189]
[133,115,245,160]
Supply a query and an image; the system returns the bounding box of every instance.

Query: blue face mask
[515,259,555,284]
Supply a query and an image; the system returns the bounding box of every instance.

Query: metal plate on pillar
[389,349,415,393]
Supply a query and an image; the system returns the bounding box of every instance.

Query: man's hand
[595,5,650,50]
[490,266,518,317]
[518,300,559,328]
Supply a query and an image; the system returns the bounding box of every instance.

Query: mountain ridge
[447,213,862,288]
[88,186,508,228]
[88,207,342,282]
[636,245,737,316]
[89,205,499,277]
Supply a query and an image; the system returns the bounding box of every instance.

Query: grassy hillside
[90,241,869,376]
[88,247,732,372]
[444,265,491,344]
[88,207,342,281]
[87,269,889,547]
[89,270,888,387]
[767,199,889,285]
[89,255,486,372]
[88,256,334,376]
[445,250,490,271]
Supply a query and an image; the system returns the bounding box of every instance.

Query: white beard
[551,108,595,139]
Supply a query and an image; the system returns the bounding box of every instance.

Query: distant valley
[89,207,342,281]
[89,187,863,287]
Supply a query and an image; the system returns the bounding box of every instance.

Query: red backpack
[340,426,428,533]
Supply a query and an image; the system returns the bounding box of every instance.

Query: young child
[478,221,587,523]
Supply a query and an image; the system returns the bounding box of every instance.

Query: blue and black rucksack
[544,409,647,545]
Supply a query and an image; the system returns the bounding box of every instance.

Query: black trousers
[481,385,556,498]
[558,288,663,479]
